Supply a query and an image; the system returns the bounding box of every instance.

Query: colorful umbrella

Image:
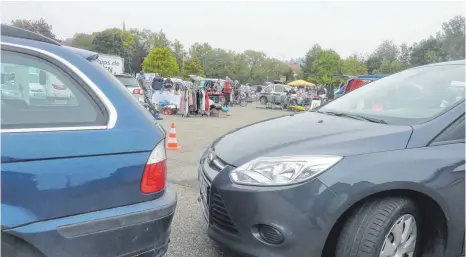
[287,80,315,87]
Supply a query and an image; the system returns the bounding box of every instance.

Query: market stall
[178,78,230,117]
[152,92,181,109]
[178,79,211,117]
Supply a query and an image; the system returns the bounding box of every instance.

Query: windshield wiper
[315,110,387,124]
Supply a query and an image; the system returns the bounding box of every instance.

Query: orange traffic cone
[166,122,182,150]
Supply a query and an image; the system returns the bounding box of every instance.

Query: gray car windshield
[319,64,465,125]
[116,76,140,88]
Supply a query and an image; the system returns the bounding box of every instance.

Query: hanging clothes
[179,90,186,115]
[199,90,206,112]
[188,90,194,106]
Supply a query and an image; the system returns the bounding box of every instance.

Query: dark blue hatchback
[1,25,176,257]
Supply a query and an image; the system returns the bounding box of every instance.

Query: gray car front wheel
[336,197,420,257]
[260,96,267,105]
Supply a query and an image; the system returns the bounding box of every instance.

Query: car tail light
[141,140,167,194]
[133,88,143,95]
[52,84,68,90]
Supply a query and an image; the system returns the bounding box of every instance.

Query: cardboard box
[210,109,227,117]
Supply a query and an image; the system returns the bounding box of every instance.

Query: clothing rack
[179,80,210,117]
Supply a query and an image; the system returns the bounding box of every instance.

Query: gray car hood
[213,112,413,167]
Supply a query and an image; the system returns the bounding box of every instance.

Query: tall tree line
[300,15,465,85]
[9,15,465,85]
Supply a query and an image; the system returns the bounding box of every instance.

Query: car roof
[1,24,60,46]
[1,24,100,61]
[357,74,387,80]
[419,59,465,68]
[62,46,99,60]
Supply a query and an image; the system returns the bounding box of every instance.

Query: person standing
[164,77,174,91]
[222,80,232,106]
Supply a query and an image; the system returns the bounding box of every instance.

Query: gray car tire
[336,197,421,257]
[1,233,44,257]
[260,96,267,105]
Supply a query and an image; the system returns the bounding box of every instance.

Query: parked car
[258,84,292,105]
[333,74,387,99]
[198,60,465,257]
[44,72,73,99]
[28,72,47,100]
[1,25,176,257]
[115,73,144,103]
[1,72,22,101]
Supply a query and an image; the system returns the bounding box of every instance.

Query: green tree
[366,40,400,73]
[128,38,149,73]
[255,58,290,84]
[120,30,136,49]
[410,36,448,66]
[375,60,406,74]
[171,39,187,73]
[92,29,125,56]
[366,54,383,74]
[373,40,399,62]
[341,55,368,75]
[182,57,205,78]
[244,50,266,83]
[11,18,57,40]
[142,47,179,77]
[189,42,213,71]
[310,49,342,84]
[152,30,172,49]
[203,48,234,78]
[437,15,465,61]
[283,67,295,82]
[301,44,322,79]
[69,33,93,50]
[230,53,249,83]
[399,43,411,67]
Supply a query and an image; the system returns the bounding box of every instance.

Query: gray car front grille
[210,187,238,234]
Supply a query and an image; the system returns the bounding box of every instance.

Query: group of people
[136,72,179,92]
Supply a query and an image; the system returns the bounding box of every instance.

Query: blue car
[1,25,176,257]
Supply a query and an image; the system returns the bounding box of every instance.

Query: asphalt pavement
[158,103,288,257]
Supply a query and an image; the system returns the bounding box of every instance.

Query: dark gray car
[198,60,465,257]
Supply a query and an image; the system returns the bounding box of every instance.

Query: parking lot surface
[159,104,288,257]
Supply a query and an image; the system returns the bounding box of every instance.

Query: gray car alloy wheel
[379,214,417,257]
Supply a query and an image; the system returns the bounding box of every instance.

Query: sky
[1,1,465,61]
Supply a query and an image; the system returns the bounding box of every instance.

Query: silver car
[115,74,144,103]
[258,84,291,105]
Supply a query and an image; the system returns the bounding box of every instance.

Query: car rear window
[116,76,140,88]
[1,49,106,130]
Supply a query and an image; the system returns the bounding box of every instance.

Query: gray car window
[1,50,105,130]
[264,86,273,93]
[433,115,465,143]
[275,85,284,92]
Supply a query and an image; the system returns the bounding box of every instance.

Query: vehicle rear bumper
[5,186,177,257]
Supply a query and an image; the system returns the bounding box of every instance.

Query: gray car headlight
[230,155,342,186]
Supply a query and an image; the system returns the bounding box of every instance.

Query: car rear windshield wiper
[315,110,387,124]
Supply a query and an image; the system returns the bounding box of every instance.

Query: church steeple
[123,21,126,32]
